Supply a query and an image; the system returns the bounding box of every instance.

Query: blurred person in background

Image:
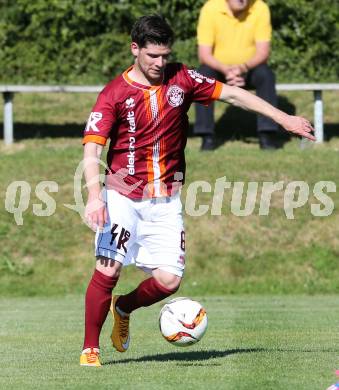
[194,0,280,150]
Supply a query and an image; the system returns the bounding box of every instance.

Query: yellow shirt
[197,0,272,65]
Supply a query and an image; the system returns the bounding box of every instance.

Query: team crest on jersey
[166,85,184,107]
[125,97,135,108]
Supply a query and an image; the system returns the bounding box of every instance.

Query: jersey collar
[122,65,163,91]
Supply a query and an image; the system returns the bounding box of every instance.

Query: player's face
[227,0,249,13]
[131,42,171,82]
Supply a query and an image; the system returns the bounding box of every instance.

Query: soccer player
[80,14,315,366]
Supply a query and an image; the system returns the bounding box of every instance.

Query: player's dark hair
[131,14,174,48]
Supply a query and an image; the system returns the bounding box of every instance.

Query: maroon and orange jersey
[83,63,222,198]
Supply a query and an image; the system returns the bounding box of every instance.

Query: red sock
[116,277,177,314]
[83,269,118,350]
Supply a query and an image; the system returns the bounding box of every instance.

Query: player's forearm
[219,84,286,126]
[83,142,104,197]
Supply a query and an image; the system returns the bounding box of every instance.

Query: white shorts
[95,189,185,277]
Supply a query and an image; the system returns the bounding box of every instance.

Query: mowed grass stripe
[0,296,338,389]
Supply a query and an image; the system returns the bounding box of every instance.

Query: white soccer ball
[159,297,208,347]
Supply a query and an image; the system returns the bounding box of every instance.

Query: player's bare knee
[95,256,122,278]
[165,277,181,292]
[154,272,181,292]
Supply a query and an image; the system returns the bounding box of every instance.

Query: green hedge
[268,0,339,81]
[0,0,338,84]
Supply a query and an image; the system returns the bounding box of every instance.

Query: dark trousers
[194,63,279,135]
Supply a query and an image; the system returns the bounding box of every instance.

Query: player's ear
[130,42,140,57]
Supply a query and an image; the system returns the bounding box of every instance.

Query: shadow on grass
[103,347,265,366]
[324,124,339,141]
[104,346,338,366]
[0,122,84,140]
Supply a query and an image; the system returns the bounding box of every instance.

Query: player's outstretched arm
[218,83,316,141]
[83,142,108,231]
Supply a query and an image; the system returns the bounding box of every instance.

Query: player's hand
[85,194,108,232]
[281,115,316,141]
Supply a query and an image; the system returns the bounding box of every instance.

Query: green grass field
[1,295,338,389]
